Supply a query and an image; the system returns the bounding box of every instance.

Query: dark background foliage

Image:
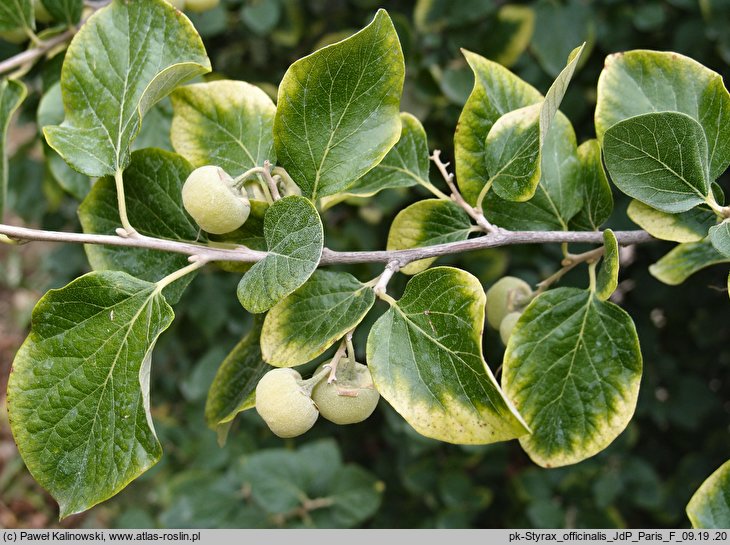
[1,0,728,529]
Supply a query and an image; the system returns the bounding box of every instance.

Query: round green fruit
[185,0,219,12]
[182,165,250,234]
[255,368,319,438]
[311,359,380,425]
[486,276,532,330]
[499,311,522,346]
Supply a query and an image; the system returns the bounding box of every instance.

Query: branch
[0,222,655,267]
[0,0,113,77]
[0,30,74,76]
[430,150,499,234]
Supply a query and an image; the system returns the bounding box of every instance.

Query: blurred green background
[1,0,729,529]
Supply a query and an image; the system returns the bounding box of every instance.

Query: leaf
[132,99,173,153]
[78,149,201,305]
[463,43,582,203]
[687,459,730,528]
[37,82,90,200]
[595,229,618,301]
[41,0,83,26]
[7,271,174,517]
[530,0,594,77]
[238,440,382,528]
[344,112,428,197]
[649,238,730,285]
[569,139,613,231]
[208,200,268,273]
[627,200,716,243]
[237,196,323,313]
[709,221,730,258]
[44,0,211,177]
[386,199,472,275]
[0,0,33,32]
[204,316,269,443]
[603,112,711,214]
[0,78,26,222]
[170,80,276,176]
[366,267,529,444]
[490,31,583,203]
[595,50,730,180]
[483,113,580,230]
[485,104,541,201]
[261,271,375,367]
[502,288,642,467]
[455,50,541,204]
[273,9,404,200]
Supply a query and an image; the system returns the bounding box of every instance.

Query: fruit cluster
[486,276,533,345]
[255,358,380,438]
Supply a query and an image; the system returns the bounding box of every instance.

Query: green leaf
[687,459,730,528]
[485,105,541,201]
[649,238,730,285]
[603,112,711,213]
[7,271,174,517]
[344,112,428,197]
[569,139,613,231]
[366,267,529,444]
[0,78,26,222]
[502,288,642,467]
[0,0,33,32]
[530,0,594,77]
[132,99,173,153]
[37,82,90,200]
[261,271,375,367]
[483,113,580,230]
[386,199,472,275]
[595,50,730,180]
[455,50,541,204]
[237,196,323,313]
[595,229,619,301]
[627,200,716,243]
[170,80,276,176]
[44,0,211,177]
[41,0,83,26]
[273,9,404,200]
[490,35,584,204]
[238,439,382,528]
[204,316,269,443]
[78,149,201,305]
[709,221,730,258]
[208,200,268,273]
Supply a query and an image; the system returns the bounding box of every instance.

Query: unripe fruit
[34,0,53,23]
[185,0,219,12]
[255,368,319,438]
[486,276,532,330]
[499,311,522,346]
[311,359,380,425]
[182,166,250,234]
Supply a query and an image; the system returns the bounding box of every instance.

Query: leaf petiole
[154,259,206,293]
